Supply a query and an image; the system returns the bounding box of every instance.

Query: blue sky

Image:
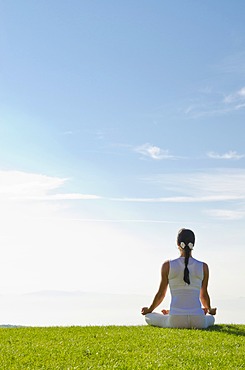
[0,1,245,325]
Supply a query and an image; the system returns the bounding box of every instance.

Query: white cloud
[111,194,245,203]
[223,95,235,104]
[184,85,245,119]
[238,87,245,97]
[8,169,245,205]
[46,193,101,200]
[60,131,73,135]
[69,218,174,223]
[184,105,195,114]
[204,209,245,220]
[224,86,245,106]
[207,151,245,160]
[134,143,175,160]
[0,170,101,201]
[0,171,66,199]
[235,103,245,110]
[1,168,245,209]
[133,169,245,203]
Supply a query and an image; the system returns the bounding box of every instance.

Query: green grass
[0,325,244,369]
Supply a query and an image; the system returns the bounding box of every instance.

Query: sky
[0,1,245,326]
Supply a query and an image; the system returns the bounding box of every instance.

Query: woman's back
[169,257,204,315]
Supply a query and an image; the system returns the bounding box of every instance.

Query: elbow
[157,291,165,301]
[200,292,209,301]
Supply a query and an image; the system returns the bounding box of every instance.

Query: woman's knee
[145,313,169,328]
[190,315,215,329]
[205,315,215,328]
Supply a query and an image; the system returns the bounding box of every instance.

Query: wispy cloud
[19,193,102,201]
[134,143,176,160]
[134,169,245,203]
[69,218,175,223]
[110,194,245,203]
[217,52,245,75]
[0,171,102,201]
[183,100,229,119]
[60,131,74,135]
[224,86,245,107]
[0,171,66,198]
[46,193,101,200]
[204,209,245,220]
[184,85,245,119]
[2,169,245,207]
[207,151,245,160]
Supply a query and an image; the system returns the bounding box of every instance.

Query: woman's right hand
[141,307,152,315]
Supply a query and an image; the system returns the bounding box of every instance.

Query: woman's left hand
[202,307,217,315]
[208,308,217,315]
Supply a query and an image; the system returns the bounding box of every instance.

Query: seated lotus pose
[141,228,216,329]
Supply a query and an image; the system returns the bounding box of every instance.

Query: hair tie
[180,242,194,249]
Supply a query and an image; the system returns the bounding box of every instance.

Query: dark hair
[177,228,195,285]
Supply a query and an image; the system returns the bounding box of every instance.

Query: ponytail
[177,228,195,285]
[183,246,191,285]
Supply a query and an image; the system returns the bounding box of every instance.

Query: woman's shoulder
[168,257,183,267]
[161,260,170,275]
[169,257,181,263]
[162,259,170,268]
[191,258,208,271]
[191,257,205,264]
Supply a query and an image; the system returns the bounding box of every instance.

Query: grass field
[0,324,244,369]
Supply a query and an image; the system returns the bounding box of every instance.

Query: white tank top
[168,257,204,315]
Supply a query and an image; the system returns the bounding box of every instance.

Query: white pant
[145,312,215,329]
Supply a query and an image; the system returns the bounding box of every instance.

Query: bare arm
[141,261,169,315]
[200,263,216,315]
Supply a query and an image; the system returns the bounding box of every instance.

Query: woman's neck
[180,252,192,258]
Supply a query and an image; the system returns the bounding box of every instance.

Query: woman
[141,228,216,329]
